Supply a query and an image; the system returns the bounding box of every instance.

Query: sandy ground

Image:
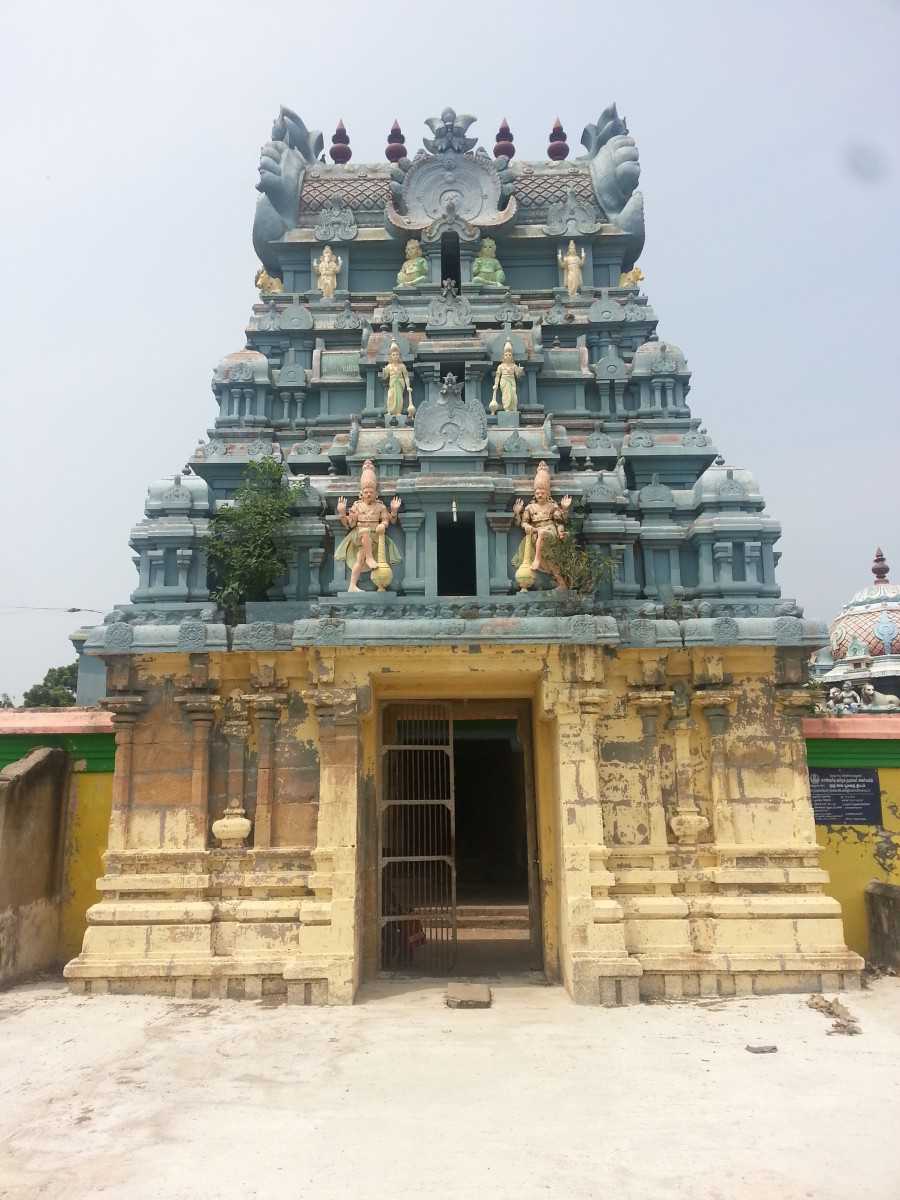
[1,976,899,1200]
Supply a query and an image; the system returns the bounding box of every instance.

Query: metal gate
[378,702,457,973]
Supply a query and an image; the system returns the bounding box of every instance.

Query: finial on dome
[386,119,406,162]
[494,118,515,160]
[329,119,351,164]
[547,117,569,161]
[873,547,891,583]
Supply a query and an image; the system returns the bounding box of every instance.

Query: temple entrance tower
[66,104,862,1005]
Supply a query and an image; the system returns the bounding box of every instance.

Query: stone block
[446,983,492,1009]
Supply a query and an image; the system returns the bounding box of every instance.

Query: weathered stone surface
[446,983,492,1009]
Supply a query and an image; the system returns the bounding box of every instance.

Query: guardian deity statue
[335,459,402,592]
[313,245,342,298]
[381,342,414,419]
[557,239,586,297]
[396,239,429,287]
[513,461,572,589]
[490,341,524,413]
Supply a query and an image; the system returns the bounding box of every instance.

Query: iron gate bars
[378,702,456,974]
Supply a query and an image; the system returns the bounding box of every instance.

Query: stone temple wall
[63,642,862,1004]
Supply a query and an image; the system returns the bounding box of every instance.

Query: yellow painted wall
[815,767,900,959]
[60,770,113,961]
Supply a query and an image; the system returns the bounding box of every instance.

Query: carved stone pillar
[668,685,709,846]
[399,511,425,594]
[548,683,640,1004]
[713,541,733,587]
[213,705,251,848]
[487,512,514,593]
[251,696,284,849]
[632,693,674,859]
[103,696,144,852]
[695,695,737,849]
[176,696,215,849]
[307,547,325,598]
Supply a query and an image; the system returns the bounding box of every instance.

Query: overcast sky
[1,0,898,700]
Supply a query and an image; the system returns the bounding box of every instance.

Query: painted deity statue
[513,461,572,589]
[490,341,524,413]
[557,239,586,297]
[381,342,414,419]
[335,459,402,592]
[396,239,429,288]
[313,245,341,298]
[472,238,506,287]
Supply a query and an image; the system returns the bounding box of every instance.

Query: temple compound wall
[63,642,862,1004]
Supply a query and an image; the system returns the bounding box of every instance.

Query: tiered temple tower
[66,105,862,1004]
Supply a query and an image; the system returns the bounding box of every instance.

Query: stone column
[308,547,325,598]
[176,697,215,849]
[487,513,514,593]
[252,696,283,849]
[325,514,347,594]
[287,686,361,1004]
[213,707,251,849]
[104,697,144,852]
[713,541,733,587]
[668,686,709,846]
[632,695,673,858]
[549,683,640,1005]
[399,511,425,594]
[695,697,737,848]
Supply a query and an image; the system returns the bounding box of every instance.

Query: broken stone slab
[446,983,492,1009]
[745,1044,778,1054]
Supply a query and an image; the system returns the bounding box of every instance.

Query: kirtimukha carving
[382,342,414,419]
[254,267,284,294]
[490,340,524,413]
[472,238,506,286]
[558,239,586,297]
[396,239,429,288]
[313,245,342,298]
[513,460,572,590]
[335,459,402,593]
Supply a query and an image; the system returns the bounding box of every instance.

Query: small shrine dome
[630,337,689,377]
[829,548,900,663]
[212,348,270,385]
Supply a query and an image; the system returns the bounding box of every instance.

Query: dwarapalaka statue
[382,342,414,419]
[490,341,524,413]
[313,245,341,298]
[512,461,572,590]
[335,459,402,592]
[558,239,586,297]
[396,239,429,288]
[472,238,506,287]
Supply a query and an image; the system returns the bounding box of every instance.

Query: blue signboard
[809,767,882,826]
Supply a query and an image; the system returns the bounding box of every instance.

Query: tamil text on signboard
[809,767,882,825]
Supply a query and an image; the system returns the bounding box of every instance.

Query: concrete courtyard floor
[1,976,899,1200]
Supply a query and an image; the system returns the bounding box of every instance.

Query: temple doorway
[377,702,542,978]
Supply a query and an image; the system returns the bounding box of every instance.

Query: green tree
[0,693,14,709]
[207,458,294,624]
[22,662,78,708]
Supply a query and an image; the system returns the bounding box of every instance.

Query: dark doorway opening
[453,720,539,974]
[440,232,462,291]
[437,511,477,596]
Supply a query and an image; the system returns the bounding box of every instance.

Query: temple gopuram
[65,105,862,1004]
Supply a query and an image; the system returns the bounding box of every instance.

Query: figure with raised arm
[335,459,402,592]
[557,239,586,297]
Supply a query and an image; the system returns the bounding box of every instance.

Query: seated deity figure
[313,245,341,298]
[512,460,572,589]
[396,239,429,288]
[472,238,506,286]
[557,239,586,297]
[490,340,524,413]
[381,342,414,419]
[335,459,402,592]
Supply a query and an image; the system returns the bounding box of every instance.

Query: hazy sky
[1,0,898,700]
